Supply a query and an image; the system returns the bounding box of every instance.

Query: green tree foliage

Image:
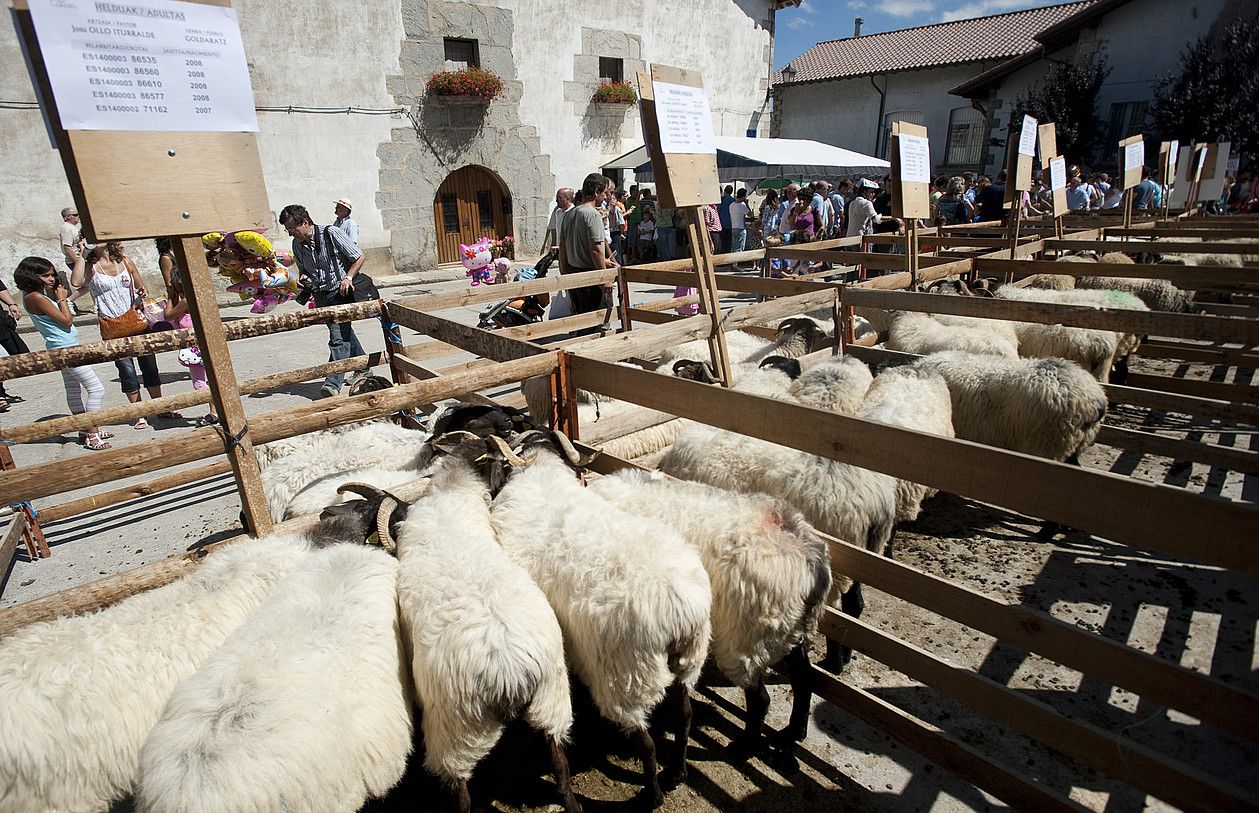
[1150,15,1259,160]
[1011,57,1109,165]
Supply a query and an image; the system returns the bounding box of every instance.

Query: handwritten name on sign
[652,80,716,155]
[28,0,257,132]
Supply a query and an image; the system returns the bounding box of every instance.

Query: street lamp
[783,63,797,83]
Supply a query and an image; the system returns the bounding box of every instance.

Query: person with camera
[13,254,110,450]
[279,203,374,398]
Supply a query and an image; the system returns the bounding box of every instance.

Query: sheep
[259,420,430,521]
[656,328,772,365]
[381,453,579,813]
[0,534,316,813]
[591,469,831,752]
[1012,273,1076,290]
[1076,275,1197,312]
[788,354,874,413]
[885,311,1019,358]
[658,400,897,673]
[135,540,412,813]
[995,285,1148,382]
[658,318,830,369]
[488,431,712,807]
[909,351,1107,465]
[282,464,423,520]
[855,365,955,524]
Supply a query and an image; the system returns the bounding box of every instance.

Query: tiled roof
[777,1,1093,84]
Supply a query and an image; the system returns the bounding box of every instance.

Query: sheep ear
[319,502,358,520]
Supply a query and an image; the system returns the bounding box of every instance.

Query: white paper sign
[1017,114,1037,157]
[1123,140,1145,171]
[1167,140,1180,172]
[897,133,930,184]
[652,80,716,155]
[28,0,258,132]
[1049,157,1067,191]
[1197,147,1208,171]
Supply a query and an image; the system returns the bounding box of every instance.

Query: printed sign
[1017,115,1037,157]
[1168,140,1179,172]
[1123,140,1145,171]
[652,80,716,155]
[28,0,257,132]
[897,133,930,184]
[1049,157,1067,191]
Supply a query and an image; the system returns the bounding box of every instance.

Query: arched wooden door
[433,165,513,264]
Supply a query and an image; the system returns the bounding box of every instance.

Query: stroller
[477,250,556,330]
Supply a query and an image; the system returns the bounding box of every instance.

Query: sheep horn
[375,495,398,555]
[508,429,545,450]
[485,433,530,468]
[336,482,386,501]
[552,429,600,468]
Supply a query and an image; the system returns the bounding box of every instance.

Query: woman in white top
[75,242,178,429]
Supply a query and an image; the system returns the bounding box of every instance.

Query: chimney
[854,17,864,37]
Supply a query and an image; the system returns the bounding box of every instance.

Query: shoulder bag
[321,226,379,303]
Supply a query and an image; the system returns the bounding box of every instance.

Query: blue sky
[775,0,1070,68]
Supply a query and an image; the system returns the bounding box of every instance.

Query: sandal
[78,430,115,444]
[84,433,112,451]
[133,417,150,430]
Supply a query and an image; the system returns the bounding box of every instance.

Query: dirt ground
[4,295,1256,812]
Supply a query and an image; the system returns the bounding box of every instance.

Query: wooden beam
[497,311,609,340]
[1105,227,1259,239]
[1046,239,1259,255]
[0,299,382,381]
[811,673,1088,813]
[172,237,271,538]
[1123,373,1259,406]
[0,354,558,505]
[392,268,617,312]
[1096,426,1259,475]
[821,612,1258,813]
[841,287,1259,345]
[975,257,1258,289]
[629,248,766,272]
[37,461,234,524]
[566,356,1259,576]
[819,532,1259,743]
[1137,340,1259,367]
[0,513,27,592]
[389,305,548,362]
[622,266,834,297]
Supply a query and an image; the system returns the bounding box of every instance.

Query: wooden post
[171,238,273,537]
[1007,206,1023,269]
[557,350,580,440]
[0,441,48,559]
[616,267,633,332]
[686,208,733,387]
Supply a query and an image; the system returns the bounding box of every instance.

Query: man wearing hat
[332,198,360,247]
[845,178,899,241]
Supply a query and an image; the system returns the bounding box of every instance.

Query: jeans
[610,231,624,266]
[656,226,675,262]
[115,354,160,394]
[324,321,365,391]
[730,228,747,253]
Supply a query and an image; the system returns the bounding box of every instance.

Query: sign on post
[889,121,931,219]
[1037,122,1058,167]
[636,65,719,209]
[1047,156,1068,218]
[1119,135,1145,190]
[16,0,270,241]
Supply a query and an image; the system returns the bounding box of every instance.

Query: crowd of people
[5,199,366,452]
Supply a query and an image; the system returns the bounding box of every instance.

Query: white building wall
[0,0,776,282]
[776,61,1010,176]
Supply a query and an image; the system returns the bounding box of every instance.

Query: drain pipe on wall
[870,74,887,157]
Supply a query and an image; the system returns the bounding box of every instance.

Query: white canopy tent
[602,136,890,184]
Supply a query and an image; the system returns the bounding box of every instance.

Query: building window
[945,106,985,166]
[1104,101,1148,153]
[441,194,459,232]
[477,191,494,229]
[443,38,480,70]
[599,57,624,84]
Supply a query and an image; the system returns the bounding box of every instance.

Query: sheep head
[758,355,802,379]
[347,375,394,397]
[672,359,720,384]
[316,483,411,554]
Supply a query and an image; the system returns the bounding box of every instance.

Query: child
[637,208,657,262]
[158,269,218,427]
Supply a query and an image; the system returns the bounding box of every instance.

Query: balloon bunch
[202,230,302,313]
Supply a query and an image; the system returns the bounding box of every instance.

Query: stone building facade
[0,0,790,278]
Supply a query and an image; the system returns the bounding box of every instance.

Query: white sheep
[0,535,315,813]
[788,354,874,413]
[855,365,955,523]
[885,311,1019,358]
[135,542,412,812]
[259,420,429,521]
[282,465,423,520]
[1013,273,1076,290]
[658,399,897,673]
[995,285,1147,381]
[1076,275,1196,312]
[387,454,579,813]
[909,351,1107,464]
[657,329,772,365]
[491,442,712,807]
[591,469,831,751]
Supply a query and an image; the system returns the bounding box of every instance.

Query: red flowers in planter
[427,67,504,100]
[593,81,637,104]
